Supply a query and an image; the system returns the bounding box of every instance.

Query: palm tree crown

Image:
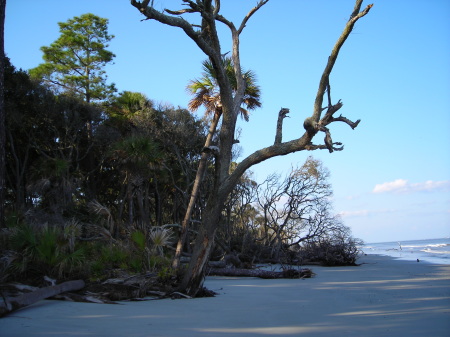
[187,57,261,121]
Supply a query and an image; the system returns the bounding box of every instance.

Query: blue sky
[5,1,450,243]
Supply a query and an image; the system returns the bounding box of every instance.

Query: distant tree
[255,157,337,260]
[219,164,258,255]
[0,0,6,228]
[29,13,116,103]
[131,0,372,296]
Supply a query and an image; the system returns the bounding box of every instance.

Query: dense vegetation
[1,11,363,295]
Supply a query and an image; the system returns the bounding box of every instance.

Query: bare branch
[274,108,290,144]
[165,8,197,15]
[213,0,221,16]
[237,0,270,35]
[319,126,334,153]
[349,0,364,21]
[306,142,343,152]
[332,115,361,129]
[326,81,331,107]
[130,0,214,57]
[165,0,201,15]
[215,0,269,34]
[312,2,373,123]
[320,100,344,126]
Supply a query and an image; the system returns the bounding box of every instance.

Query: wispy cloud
[339,210,369,218]
[339,208,397,218]
[373,179,450,194]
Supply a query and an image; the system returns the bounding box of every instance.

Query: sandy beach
[1,254,449,337]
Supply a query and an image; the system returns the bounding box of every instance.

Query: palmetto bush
[7,222,86,280]
[149,226,174,256]
[2,215,178,284]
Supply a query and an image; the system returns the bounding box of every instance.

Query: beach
[1,255,449,337]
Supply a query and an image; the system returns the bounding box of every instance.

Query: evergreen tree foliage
[29,13,116,103]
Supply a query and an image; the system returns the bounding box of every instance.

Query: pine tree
[30,13,116,103]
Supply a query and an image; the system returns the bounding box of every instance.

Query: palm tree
[109,91,163,228]
[108,91,152,132]
[187,57,261,121]
[172,57,261,268]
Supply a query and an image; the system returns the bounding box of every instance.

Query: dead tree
[131,0,373,296]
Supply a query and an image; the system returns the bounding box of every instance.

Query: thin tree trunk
[179,185,231,296]
[172,112,220,269]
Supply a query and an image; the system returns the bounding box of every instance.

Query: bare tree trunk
[172,112,220,269]
[179,201,224,296]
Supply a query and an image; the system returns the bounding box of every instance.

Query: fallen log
[0,280,85,317]
[207,267,314,279]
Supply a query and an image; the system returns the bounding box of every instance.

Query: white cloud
[339,208,397,218]
[373,179,408,193]
[411,180,450,192]
[373,179,450,194]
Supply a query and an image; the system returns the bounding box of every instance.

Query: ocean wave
[426,243,449,248]
[398,243,448,249]
[421,249,450,254]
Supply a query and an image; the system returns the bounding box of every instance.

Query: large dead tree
[130,0,372,296]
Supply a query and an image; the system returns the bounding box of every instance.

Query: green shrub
[131,230,146,251]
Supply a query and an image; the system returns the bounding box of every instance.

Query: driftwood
[0,280,85,317]
[208,267,314,279]
[0,266,313,311]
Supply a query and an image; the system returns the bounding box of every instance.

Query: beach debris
[207,267,314,279]
[0,280,85,317]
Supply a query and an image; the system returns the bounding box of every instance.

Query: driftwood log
[0,280,85,317]
[208,267,314,279]
[0,267,313,313]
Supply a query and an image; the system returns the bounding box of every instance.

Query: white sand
[0,255,449,337]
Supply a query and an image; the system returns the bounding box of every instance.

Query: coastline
[362,237,450,265]
[1,254,449,337]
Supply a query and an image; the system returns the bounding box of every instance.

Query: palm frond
[149,226,174,256]
[187,56,262,120]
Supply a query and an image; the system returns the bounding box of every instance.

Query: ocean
[362,238,450,265]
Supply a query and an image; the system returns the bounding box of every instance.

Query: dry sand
[0,255,449,337]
